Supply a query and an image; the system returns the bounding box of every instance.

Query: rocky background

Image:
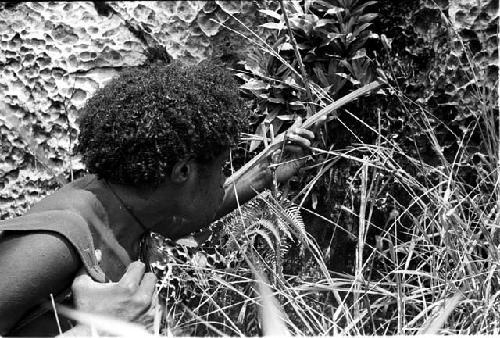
[0,1,263,219]
[0,0,497,228]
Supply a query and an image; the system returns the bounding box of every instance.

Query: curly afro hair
[76,60,248,186]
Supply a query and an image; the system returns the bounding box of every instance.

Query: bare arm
[216,117,315,219]
[216,159,272,219]
[0,232,81,334]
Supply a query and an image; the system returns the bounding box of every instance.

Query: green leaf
[288,101,306,110]
[316,19,335,28]
[283,77,298,86]
[280,42,294,51]
[290,17,314,36]
[271,119,284,135]
[326,6,345,15]
[351,59,362,79]
[352,48,367,60]
[352,22,372,38]
[380,33,392,50]
[340,59,353,72]
[314,0,342,9]
[327,32,346,40]
[303,53,317,63]
[346,16,356,32]
[267,97,285,104]
[327,59,339,77]
[297,42,312,49]
[351,1,378,16]
[348,30,371,56]
[258,9,282,21]
[313,65,330,87]
[358,13,378,23]
[275,62,289,76]
[272,83,289,89]
[332,77,347,95]
[235,72,252,82]
[336,72,360,85]
[262,108,278,123]
[260,22,285,30]
[276,114,296,121]
[329,39,344,54]
[240,79,269,91]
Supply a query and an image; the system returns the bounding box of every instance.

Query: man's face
[190,151,228,228]
[150,151,228,239]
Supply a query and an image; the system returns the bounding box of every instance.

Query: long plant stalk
[225,80,382,187]
[354,159,369,320]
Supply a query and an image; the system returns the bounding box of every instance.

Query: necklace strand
[104,180,149,232]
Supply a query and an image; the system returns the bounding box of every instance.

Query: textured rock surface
[411,0,498,159]
[0,1,260,219]
[0,0,496,220]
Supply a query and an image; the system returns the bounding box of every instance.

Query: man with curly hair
[0,60,315,336]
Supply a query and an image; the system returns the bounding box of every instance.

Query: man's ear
[170,160,194,184]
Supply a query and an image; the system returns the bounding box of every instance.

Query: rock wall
[0,0,496,220]
[0,1,260,219]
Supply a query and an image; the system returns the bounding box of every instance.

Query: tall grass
[148,3,499,335]
[155,89,497,335]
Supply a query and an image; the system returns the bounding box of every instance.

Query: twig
[225,80,382,187]
[279,0,315,116]
[50,293,62,335]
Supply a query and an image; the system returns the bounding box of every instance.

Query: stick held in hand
[225,80,383,186]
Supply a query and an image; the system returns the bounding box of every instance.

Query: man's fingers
[283,144,304,154]
[313,115,328,127]
[72,268,95,289]
[136,273,157,303]
[72,268,113,298]
[118,261,146,292]
[291,116,303,128]
[287,133,311,148]
[292,128,315,140]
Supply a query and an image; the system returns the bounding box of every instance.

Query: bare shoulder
[0,231,81,334]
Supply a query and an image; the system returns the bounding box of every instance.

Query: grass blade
[252,267,291,336]
[418,290,464,335]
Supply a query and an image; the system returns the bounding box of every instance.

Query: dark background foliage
[235,0,499,274]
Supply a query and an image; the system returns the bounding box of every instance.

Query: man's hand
[71,261,157,326]
[272,116,321,183]
[216,115,325,219]
[282,116,315,154]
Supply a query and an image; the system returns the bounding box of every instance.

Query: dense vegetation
[144,0,499,335]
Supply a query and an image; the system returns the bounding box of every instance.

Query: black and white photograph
[0,0,498,336]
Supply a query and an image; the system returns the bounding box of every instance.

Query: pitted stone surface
[0,1,259,219]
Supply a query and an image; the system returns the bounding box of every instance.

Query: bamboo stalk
[225,80,382,187]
